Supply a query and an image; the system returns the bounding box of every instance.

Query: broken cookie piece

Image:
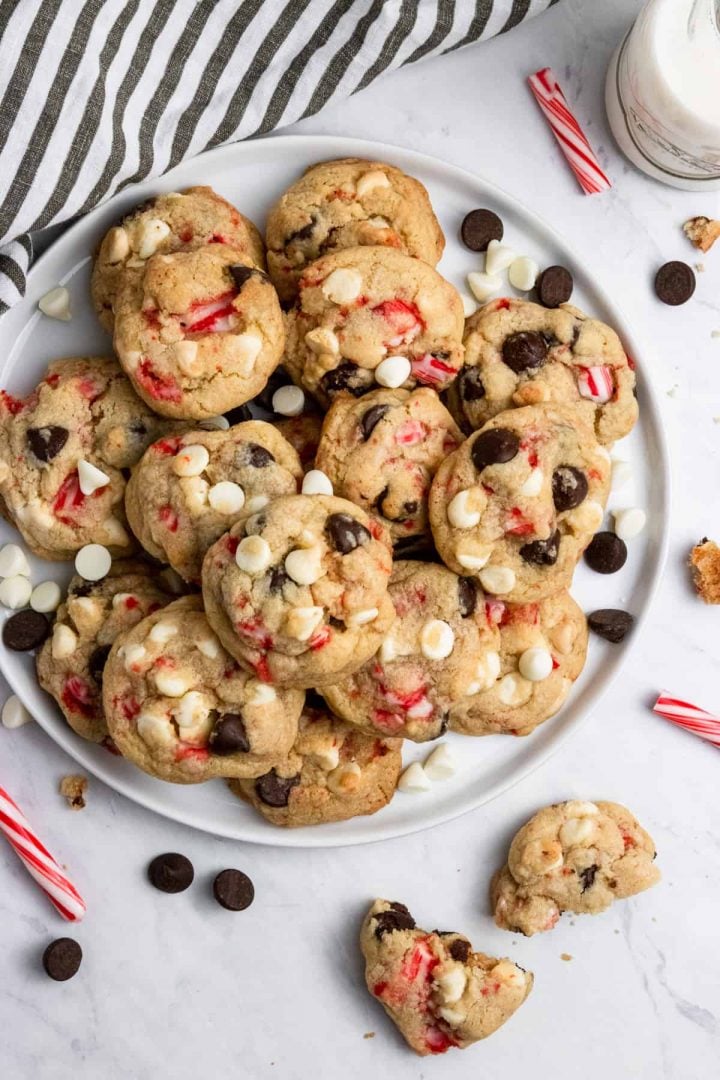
[689,538,720,603]
[60,775,88,810]
[683,216,720,253]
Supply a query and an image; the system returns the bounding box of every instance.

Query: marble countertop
[2,1,719,1077]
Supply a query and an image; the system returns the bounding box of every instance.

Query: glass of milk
[605,0,720,190]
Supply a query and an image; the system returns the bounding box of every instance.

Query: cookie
[689,537,720,603]
[36,560,174,743]
[92,186,265,332]
[491,799,660,936]
[448,298,637,445]
[125,421,302,583]
[266,158,444,303]
[0,358,184,560]
[102,596,303,783]
[449,592,587,736]
[428,404,611,603]
[273,414,324,472]
[323,561,500,742]
[314,387,462,547]
[113,246,284,419]
[229,691,401,826]
[283,246,465,407]
[202,493,395,688]
[361,899,533,1056]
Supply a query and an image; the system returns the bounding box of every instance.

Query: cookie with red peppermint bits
[229,690,401,826]
[113,244,284,419]
[491,800,660,936]
[102,596,303,783]
[125,421,302,584]
[448,298,637,445]
[361,899,533,1057]
[323,561,499,742]
[449,591,587,737]
[0,358,186,560]
[428,404,611,603]
[265,158,444,304]
[314,387,462,548]
[92,186,265,333]
[36,560,175,744]
[201,493,395,689]
[283,246,465,408]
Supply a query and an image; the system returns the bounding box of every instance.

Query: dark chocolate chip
[361,404,390,440]
[520,529,561,566]
[2,610,49,651]
[69,582,94,598]
[579,864,598,892]
[502,331,549,374]
[148,852,194,893]
[402,500,419,516]
[213,868,255,911]
[328,615,345,630]
[245,443,275,467]
[129,420,148,438]
[304,689,327,712]
[457,576,477,617]
[88,644,111,686]
[255,769,300,807]
[268,566,290,594]
[587,608,634,643]
[286,215,317,245]
[42,937,82,981]
[210,713,250,755]
[471,428,520,472]
[654,261,696,306]
[448,938,471,962]
[224,404,253,425]
[326,513,370,554]
[537,265,573,308]
[552,466,588,512]
[460,209,504,252]
[129,197,158,217]
[321,361,366,398]
[229,264,259,290]
[584,531,627,574]
[26,425,68,463]
[373,902,416,939]
[457,365,485,402]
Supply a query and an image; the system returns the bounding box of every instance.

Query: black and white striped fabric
[0,0,557,314]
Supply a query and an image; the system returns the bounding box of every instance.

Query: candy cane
[652,693,720,749]
[0,785,86,921]
[528,68,612,195]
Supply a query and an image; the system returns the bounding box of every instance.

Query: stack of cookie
[0,159,638,828]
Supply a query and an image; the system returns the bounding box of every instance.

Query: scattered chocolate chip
[448,938,471,962]
[471,428,520,472]
[501,331,549,373]
[213,868,255,911]
[223,404,253,425]
[654,260,696,306]
[304,689,327,712]
[326,513,370,554]
[321,361,366,398]
[148,852,194,893]
[373,902,416,939]
[245,443,275,467]
[255,769,300,807]
[268,566,290,594]
[579,864,598,892]
[587,608,634,643]
[88,644,111,686]
[537,265,573,308]
[520,529,561,566]
[210,713,250,755]
[26,425,68,463]
[229,264,259,290]
[584,531,627,574]
[460,208,504,252]
[2,610,49,651]
[42,937,82,981]
[361,404,390,440]
[457,365,486,402]
[552,466,588,512]
[457,576,477,617]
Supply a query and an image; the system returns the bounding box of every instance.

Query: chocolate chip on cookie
[471,428,520,472]
[654,261,696,306]
[326,513,370,554]
[536,266,573,308]
[360,404,390,440]
[26,425,69,463]
[448,938,471,962]
[457,365,485,401]
[88,644,111,686]
[587,608,634,643]
[461,208,504,252]
[457,576,478,617]
[43,937,82,981]
[209,713,250,755]
[552,466,588,512]
[213,868,255,911]
[373,901,416,939]
[584,531,627,574]
[254,769,300,807]
[520,530,561,566]
[148,852,195,893]
[501,331,549,373]
[2,609,50,651]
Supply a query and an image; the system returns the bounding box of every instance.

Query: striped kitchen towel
[0,0,558,314]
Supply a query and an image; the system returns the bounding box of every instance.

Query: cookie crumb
[689,538,720,603]
[60,775,87,810]
[560,952,573,961]
[694,262,705,273]
[363,1032,376,1040]
[683,215,720,253]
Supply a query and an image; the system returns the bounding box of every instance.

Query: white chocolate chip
[180,475,209,510]
[455,539,492,571]
[611,458,632,488]
[420,619,454,660]
[173,444,209,477]
[100,517,130,547]
[548,620,574,656]
[397,761,431,793]
[196,634,220,659]
[302,469,333,496]
[613,507,646,541]
[407,695,434,719]
[245,494,269,514]
[67,597,103,634]
[423,743,456,781]
[137,218,171,258]
[304,327,340,355]
[30,581,61,613]
[153,669,193,698]
[272,385,305,416]
[285,546,325,586]
[437,1005,466,1026]
[435,964,467,1003]
[356,170,391,196]
[519,468,544,497]
[460,293,478,318]
[565,499,604,534]
[485,239,517,275]
[479,566,516,595]
[172,690,210,729]
[1,695,32,729]
[51,623,78,659]
[375,355,411,389]
[326,760,362,794]
[236,535,272,575]
[0,575,32,609]
[122,643,147,671]
[247,681,276,705]
[467,271,502,302]
[199,414,230,431]
[322,268,362,304]
[448,487,484,529]
[565,800,599,818]
[0,544,31,578]
[104,226,130,263]
[74,544,112,581]
[508,255,539,292]
[490,960,526,989]
[231,333,262,373]
[497,673,533,706]
[379,635,398,663]
[208,481,245,515]
[16,501,55,530]
[313,743,340,771]
[285,605,324,641]
[174,340,202,376]
[465,650,502,695]
[368,215,390,228]
[559,817,597,847]
[518,646,553,682]
[137,712,175,747]
[38,286,71,321]
[148,621,178,644]
[347,607,378,627]
[77,459,110,496]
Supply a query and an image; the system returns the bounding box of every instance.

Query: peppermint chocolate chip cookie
[36,560,174,743]
[323,561,500,742]
[92,186,265,332]
[361,899,533,1056]
[202,493,395,688]
[103,596,303,783]
[113,245,284,419]
[283,246,464,407]
[448,298,637,444]
[314,388,462,547]
[428,404,611,603]
[266,158,444,303]
[491,800,660,936]
[229,691,401,827]
[125,422,302,583]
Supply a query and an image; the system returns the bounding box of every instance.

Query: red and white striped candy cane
[653,692,720,749]
[528,67,612,195]
[0,785,86,921]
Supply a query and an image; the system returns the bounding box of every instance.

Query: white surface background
[2,0,719,1076]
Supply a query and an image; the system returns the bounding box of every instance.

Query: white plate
[0,135,670,847]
